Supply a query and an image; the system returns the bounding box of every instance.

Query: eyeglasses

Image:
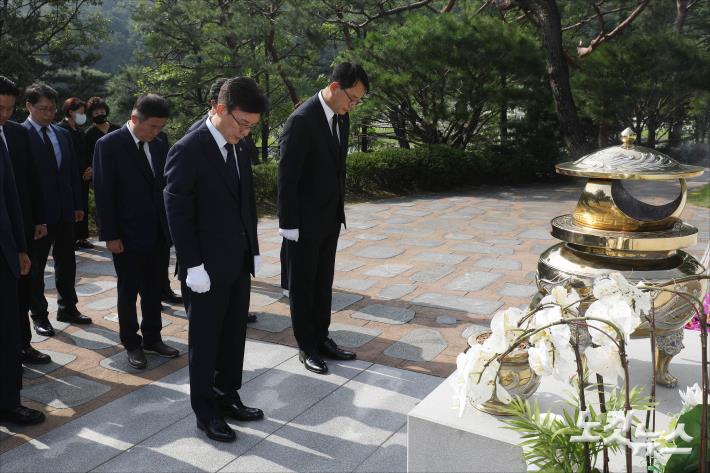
[342,88,365,106]
[230,112,258,131]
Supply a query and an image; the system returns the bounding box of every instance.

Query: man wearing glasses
[164,77,266,443]
[277,62,369,375]
[22,84,91,336]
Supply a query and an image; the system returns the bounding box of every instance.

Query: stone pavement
[1,176,708,466]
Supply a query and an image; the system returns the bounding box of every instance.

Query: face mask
[93,114,107,124]
[74,113,87,126]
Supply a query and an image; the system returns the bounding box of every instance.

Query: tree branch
[577,0,650,58]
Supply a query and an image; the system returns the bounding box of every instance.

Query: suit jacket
[21,120,82,225]
[3,121,45,242]
[93,125,172,252]
[277,93,349,238]
[0,144,27,278]
[164,122,259,282]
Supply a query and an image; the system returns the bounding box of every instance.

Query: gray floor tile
[76,280,117,297]
[257,263,281,279]
[335,260,366,272]
[351,304,415,325]
[444,271,502,292]
[100,338,188,373]
[378,284,417,300]
[412,293,502,316]
[103,313,172,328]
[475,257,522,270]
[334,278,375,292]
[250,289,283,307]
[337,240,355,251]
[384,329,447,362]
[409,265,454,283]
[331,293,363,312]
[354,424,407,472]
[353,246,404,259]
[412,252,467,265]
[249,312,292,333]
[68,326,121,350]
[364,264,412,278]
[22,375,111,409]
[85,297,118,311]
[329,323,382,348]
[451,242,513,255]
[22,350,76,380]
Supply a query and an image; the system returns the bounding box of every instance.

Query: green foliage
[347,13,547,149]
[688,184,710,209]
[664,405,710,473]
[0,0,110,93]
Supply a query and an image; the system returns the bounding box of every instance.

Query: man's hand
[82,167,93,181]
[186,264,211,293]
[74,210,85,222]
[19,252,31,276]
[33,224,48,240]
[253,255,262,275]
[279,228,299,242]
[106,239,124,254]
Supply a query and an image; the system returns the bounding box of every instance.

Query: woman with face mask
[59,97,93,249]
[84,96,120,167]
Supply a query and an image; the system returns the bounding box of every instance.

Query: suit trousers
[74,182,90,241]
[287,226,340,354]
[280,239,288,290]
[18,272,32,348]
[28,222,78,317]
[0,252,22,410]
[112,242,168,350]
[183,251,250,423]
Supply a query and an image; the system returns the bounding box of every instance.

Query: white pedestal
[408,333,704,472]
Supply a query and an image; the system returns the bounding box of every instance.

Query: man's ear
[328,81,340,93]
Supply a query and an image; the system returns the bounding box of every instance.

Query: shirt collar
[126,120,141,147]
[206,115,228,151]
[27,117,47,133]
[318,90,336,123]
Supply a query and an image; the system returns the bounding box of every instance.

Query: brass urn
[535,128,707,387]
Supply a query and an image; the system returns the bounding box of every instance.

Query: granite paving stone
[76,261,117,276]
[444,271,502,292]
[398,239,443,248]
[354,245,404,259]
[384,217,415,224]
[364,264,412,278]
[356,233,388,241]
[378,284,417,300]
[85,297,117,311]
[444,233,474,240]
[337,239,355,251]
[412,293,503,316]
[351,304,415,325]
[257,263,281,278]
[249,312,292,333]
[348,222,376,230]
[470,222,518,233]
[331,292,363,312]
[250,289,283,307]
[413,252,467,265]
[261,248,282,258]
[518,228,555,240]
[475,257,522,271]
[334,278,376,292]
[409,265,454,283]
[498,283,539,298]
[22,375,112,409]
[384,329,447,362]
[395,209,431,217]
[436,315,458,325]
[335,259,366,272]
[104,313,172,328]
[484,238,522,246]
[329,323,382,348]
[76,280,117,297]
[22,350,76,380]
[451,242,514,255]
[68,326,121,350]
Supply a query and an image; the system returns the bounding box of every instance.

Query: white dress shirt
[205,116,240,179]
[28,117,62,167]
[318,90,339,141]
[126,121,154,174]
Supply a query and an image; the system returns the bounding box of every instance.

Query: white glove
[186,264,211,293]
[253,255,262,274]
[279,228,299,242]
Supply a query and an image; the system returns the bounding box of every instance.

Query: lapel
[118,126,154,185]
[310,95,339,160]
[148,138,163,184]
[235,140,251,207]
[24,120,58,172]
[198,126,239,202]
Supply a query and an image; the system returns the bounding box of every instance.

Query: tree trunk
[675,0,688,33]
[499,72,508,143]
[360,125,368,152]
[390,104,410,149]
[514,0,589,157]
[261,37,270,163]
[647,115,657,148]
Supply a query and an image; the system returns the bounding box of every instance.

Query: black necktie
[225,143,241,192]
[331,114,339,143]
[41,126,59,168]
[137,141,154,178]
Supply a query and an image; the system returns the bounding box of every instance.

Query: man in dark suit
[165,77,266,443]
[0,101,45,426]
[277,62,369,374]
[22,84,91,336]
[93,94,178,369]
[0,76,50,365]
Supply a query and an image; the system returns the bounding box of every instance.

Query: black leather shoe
[56,308,92,325]
[318,338,356,361]
[197,417,236,442]
[0,405,46,425]
[247,313,257,323]
[161,289,183,304]
[127,347,147,369]
[298,351,328,374]
[32,317,55,337]
[219,394,264,421]
[143,341,179,358]
[21,346,52,364]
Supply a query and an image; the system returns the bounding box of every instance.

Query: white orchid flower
[451,343,500,415]
[679,383,704,413]
[485,307,524,354]
[553,346,578,383]
[528,340,554,376]
[586,297,639,343]
[541,285,581,313]
[584,345,624,385]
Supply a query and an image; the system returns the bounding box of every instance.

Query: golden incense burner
[535,128,707,387]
